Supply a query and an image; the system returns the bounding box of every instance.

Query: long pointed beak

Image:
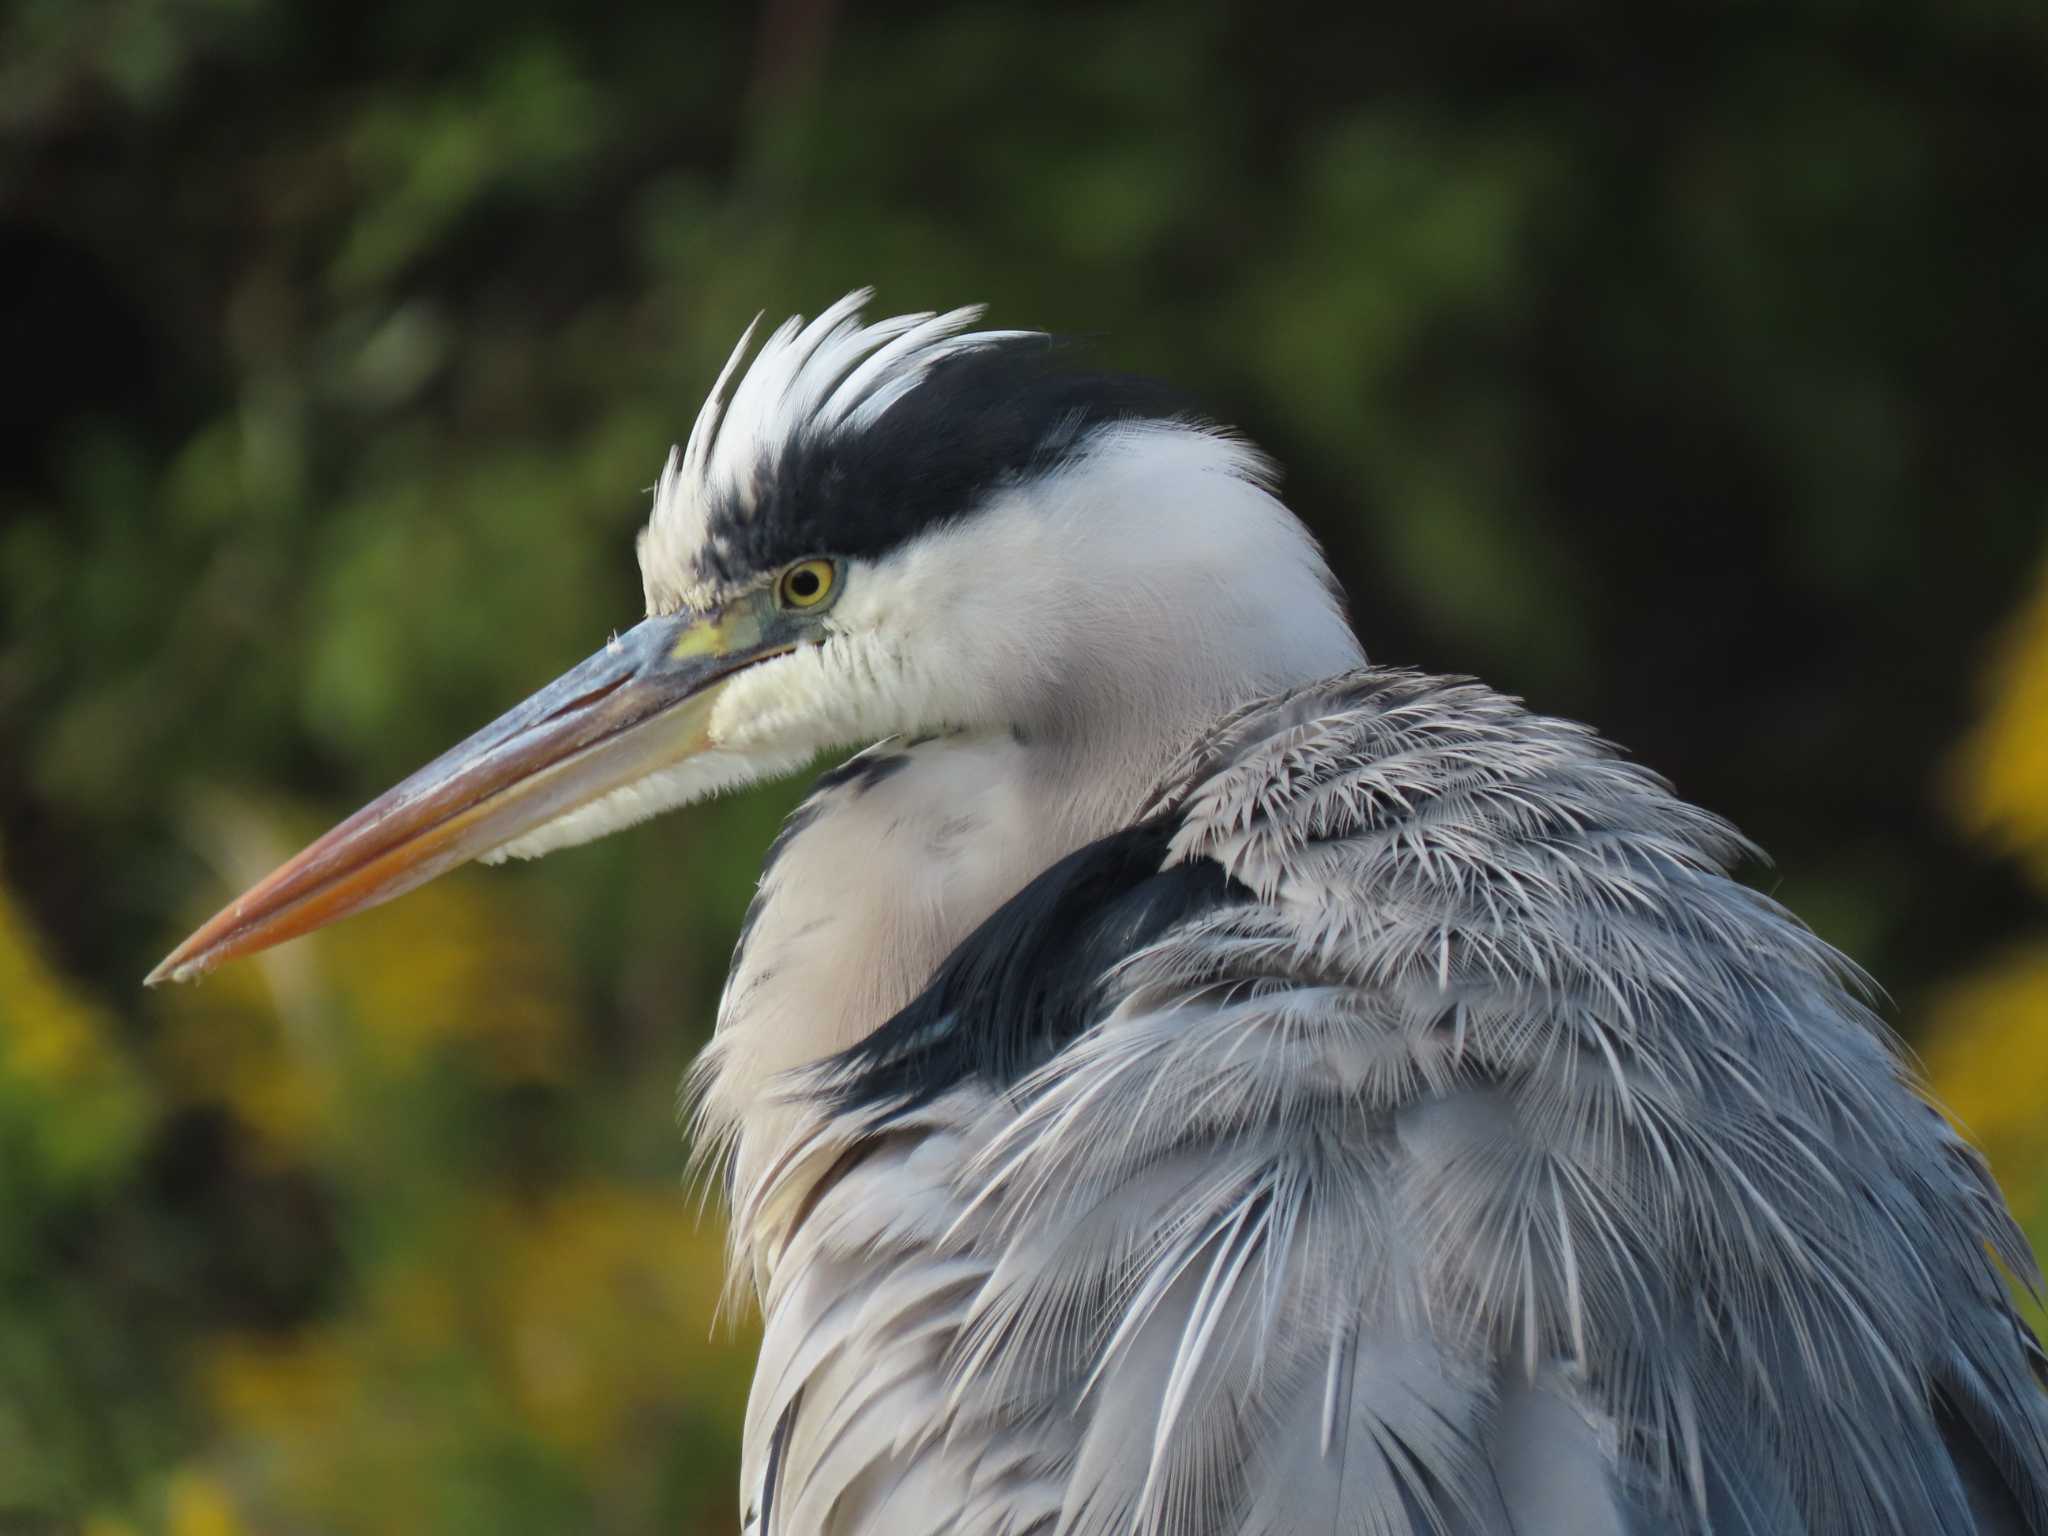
[147,603,795,986]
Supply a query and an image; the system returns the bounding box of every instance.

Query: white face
[144,296,1363,985]
[488,420,1359,863]
[710,423,1351,751]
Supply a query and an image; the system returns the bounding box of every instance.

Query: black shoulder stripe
[822,816,1247,1114]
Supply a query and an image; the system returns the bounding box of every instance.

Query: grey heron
[151,292,2048,1535]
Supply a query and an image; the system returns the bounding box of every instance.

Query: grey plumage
[734,670,2048,1536]
[152,295,2048,1536]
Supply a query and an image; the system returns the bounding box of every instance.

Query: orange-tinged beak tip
[141,606,789,988]
[146,944,213,987]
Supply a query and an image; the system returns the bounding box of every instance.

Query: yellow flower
[150,795,572,1158]
[195,1183,750,1529]
[331,875,569,1081]
[0,862,149,1186]
[478,1187,752,1456]
[0,874,124,1090]
[164,1470,249,1536]
[1925,946,2048,1203]
[1952,555,2048,884]
[205,1329,360,1443]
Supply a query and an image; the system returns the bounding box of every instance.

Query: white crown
[638,290,1034,613]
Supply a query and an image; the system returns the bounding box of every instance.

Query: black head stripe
[690,337,1193,586]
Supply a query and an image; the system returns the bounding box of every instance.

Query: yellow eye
[776,558,837,610]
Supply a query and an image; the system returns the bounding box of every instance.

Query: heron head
[148,291,1354,984]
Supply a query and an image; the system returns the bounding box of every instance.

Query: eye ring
[776,558,838,611]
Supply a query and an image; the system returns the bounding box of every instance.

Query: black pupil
[789,568,821,600]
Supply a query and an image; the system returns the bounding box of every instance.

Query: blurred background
[3,0,2046,1530]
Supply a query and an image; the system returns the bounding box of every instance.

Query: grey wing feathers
[749,667,2048,1535]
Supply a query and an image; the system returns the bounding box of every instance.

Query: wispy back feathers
[742,669,2048,1536]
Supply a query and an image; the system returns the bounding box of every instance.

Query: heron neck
[693,653,1347,1250]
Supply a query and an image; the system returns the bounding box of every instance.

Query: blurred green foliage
[2,0,2046,1530]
